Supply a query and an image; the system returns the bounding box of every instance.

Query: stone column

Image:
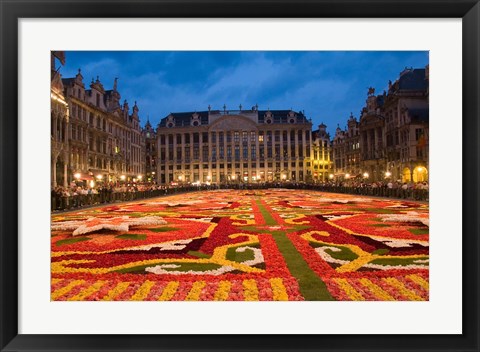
[52,157,57,188]
[63,153,68,188]
[165,134,170,184]
[302,129,307,182]
[208,131,213,181]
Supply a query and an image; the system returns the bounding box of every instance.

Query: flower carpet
[51,189,429,301]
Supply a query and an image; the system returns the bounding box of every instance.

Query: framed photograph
[1,1,478,351]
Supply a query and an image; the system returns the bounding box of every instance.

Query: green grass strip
[148,227,180,232]
[270,230,335,301]
[55,236,91,246]
[187,250,211,259]
[115,234,147,240]
[115,262,221,274]
[255,199,335,301]
[226,246,256,263]
[255,199,277,226]
[409,228,429,235]
[369,223,391,227]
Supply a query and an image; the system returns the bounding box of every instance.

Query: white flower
[379,211,429,226]
[51,216,167,236]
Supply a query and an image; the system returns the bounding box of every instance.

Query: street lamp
[120,175,126,181]
[74,173,81,180]
[345,173,350,179]
[385,171,392,178]
[329,174,334,180]
[363,172,369,179]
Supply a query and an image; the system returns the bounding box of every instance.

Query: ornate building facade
[51,51,69,187]
[311,123,333,182]
[50,51,146,188]
[143,119,157,182]
[332,113,361,180]
[383,67,429,182]
[358,93,387,182]
[156,107,313,185]
[331,66,429,183]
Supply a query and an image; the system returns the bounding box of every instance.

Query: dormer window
[288,111,296,124]
[167,122,174,128]
[191,113,201,127]
[264,111,273,124]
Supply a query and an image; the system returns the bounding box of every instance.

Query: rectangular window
[250,131,256,143]
[258,132,264,143]
[219,145,224,159]
[415,128,423,141]
[219,132,224,144]
[242,131,248,143]
[235,146,240,160]
[234,132,239,143]
[267,147,273,158]
[267,131,272,144]
[243,147,248,159]
[202,146,208,161]
[275,130,280,142]
[251,146,256,160]
[226,132,232,143]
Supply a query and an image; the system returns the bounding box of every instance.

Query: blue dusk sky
[60,51,428,135]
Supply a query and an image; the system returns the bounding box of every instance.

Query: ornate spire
[113,77,118,91]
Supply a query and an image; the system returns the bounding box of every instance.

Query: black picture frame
[1,1,478,351]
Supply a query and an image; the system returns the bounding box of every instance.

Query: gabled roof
[61,78,75,86]
[158,111,209,127]
[158,109,309,128]
[258,110,308,124]
[398,68,428,91]
[408,108,429,123]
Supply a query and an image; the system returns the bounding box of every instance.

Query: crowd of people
[51,179,429,212]
[51,183,170,211]
[323,180,429,190]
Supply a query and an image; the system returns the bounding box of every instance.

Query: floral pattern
[51,189,428,301]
